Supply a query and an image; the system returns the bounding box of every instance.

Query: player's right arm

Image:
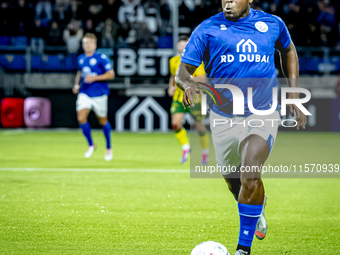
[175,23,207,108]
[73,70,81,94]
[175,63,198,108]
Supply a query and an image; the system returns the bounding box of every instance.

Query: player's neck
[85,51,95,57]
[224,8,251,22]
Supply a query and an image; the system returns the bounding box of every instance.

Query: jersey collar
[85,51,96,58]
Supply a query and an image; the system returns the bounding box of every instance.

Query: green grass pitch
[0,130,339,254]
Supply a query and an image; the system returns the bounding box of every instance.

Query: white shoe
[104,148,113,161]
[255,195,268,240]
[235,250,249,255]
[84,145,95,158]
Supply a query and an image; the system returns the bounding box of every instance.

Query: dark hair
[178,35,189,42]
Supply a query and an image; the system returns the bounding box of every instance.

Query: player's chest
[80,58,102,74]
[208,22,279,55]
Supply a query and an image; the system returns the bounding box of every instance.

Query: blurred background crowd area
[0,0,340,76]
[0,0,339,129]
[1,0,340,51]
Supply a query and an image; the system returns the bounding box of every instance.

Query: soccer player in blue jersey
[175,0,307,254]
[72,33,115,161]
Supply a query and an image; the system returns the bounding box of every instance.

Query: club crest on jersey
[220,24,227,30]
[255,21,268,33]
[89,58,97,66]
[221,39,270,64]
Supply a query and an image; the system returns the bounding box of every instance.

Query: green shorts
[170,98,204,122]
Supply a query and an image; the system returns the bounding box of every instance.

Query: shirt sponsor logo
[82,66,97,78]
[221,39,269,64]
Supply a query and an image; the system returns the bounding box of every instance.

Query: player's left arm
[277,41,307,130]
[84,70,115,84]
[85,55,115,84]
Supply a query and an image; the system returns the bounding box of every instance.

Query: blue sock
[80,122,93,146]
[238,203,263,248]
[102,121,112,149]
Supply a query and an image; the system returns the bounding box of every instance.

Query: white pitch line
[0,167,188,173]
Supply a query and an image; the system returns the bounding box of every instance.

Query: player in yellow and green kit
[168,35,209,164]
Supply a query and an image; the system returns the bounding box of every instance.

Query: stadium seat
[0,36,10,46]
[158,36,173,48]
[31,56,42,71]
[42,55,61,71]
[305,57,322,73]
[331,56,340,73]
[0,98,25,128]
[8,55,26,72]
[24,97,51,127]
[13,36,28,47]
[0,55,9,71]
[65,56,77,71]
[298,57,306,74]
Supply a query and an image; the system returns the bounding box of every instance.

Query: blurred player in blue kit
[175,0,307,254]
[72,33,115,161]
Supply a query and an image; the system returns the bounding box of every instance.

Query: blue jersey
[181,9,292,117]
[77,52,113,97]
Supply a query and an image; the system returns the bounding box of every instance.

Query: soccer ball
[191,241,230,255]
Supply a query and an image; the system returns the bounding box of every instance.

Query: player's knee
[99,119,107,126]
[195,122,205,133]
[246,154,262,166]
[241,139,268,166]
[240,178,262,191]
[172,123,181,132]
[77,115,87,124]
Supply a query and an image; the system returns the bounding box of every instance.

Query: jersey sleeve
[193,62,205,77]
[275,16,291,50]
[181,23,208,67]
[100,54,113,72]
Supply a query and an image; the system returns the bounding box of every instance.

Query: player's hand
[288,93,307,130]
[168,86,176,96]
[182,82,198,109]
[84,75,97,84]
[72,84,80,94]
